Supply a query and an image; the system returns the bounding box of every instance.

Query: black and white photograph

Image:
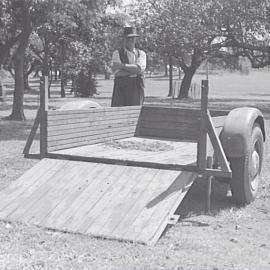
[0,0,270,269]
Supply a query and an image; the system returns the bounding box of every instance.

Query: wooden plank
[47,112,141,127]
[42,163,109,228]
[61,165,128,232]
[47,131,135,152]
[47,122,138,141]
[121,170,180,243]
[141,106,201,116]
[47,106,142,116]
[111,169,161,239]
[47,127,136,146]
[47,127,136,148]
[138,127,198,141]
[210,110,229,117]
[23,109,40,155]
[142,105,227,117]
[47,108,141,122]
[76,166,142,234]
[6,161,70,221]
[49,132,135,153]
[140,112,200,123]
[0,159,58,204]
[141,106,227,117]
[47,115,140,133]
[138,172,196,245]
[0,159,66,217]
[139,119,199,129]
[96,168,159,237]
[22,161,95,224]
[85,167,150,236]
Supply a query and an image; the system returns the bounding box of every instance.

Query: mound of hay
[105,139,174,152]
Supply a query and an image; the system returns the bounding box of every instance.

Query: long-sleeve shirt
[111,48,146,77]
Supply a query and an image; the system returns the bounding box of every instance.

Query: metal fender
[220,107,265,157]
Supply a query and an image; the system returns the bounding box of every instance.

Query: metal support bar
[23,109,40,156]
[198,80,208,170]
[40,76,48,158]
[46,152,232,178]
[206,156,213,213]
[206,111,231,173]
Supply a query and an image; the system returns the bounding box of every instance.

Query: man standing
[111,26,146,107]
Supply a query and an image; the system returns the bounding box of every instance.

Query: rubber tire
[229,124,264,205]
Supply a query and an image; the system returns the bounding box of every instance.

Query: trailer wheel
[229,124,264,204]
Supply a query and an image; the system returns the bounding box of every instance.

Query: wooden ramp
[0,158,197,245]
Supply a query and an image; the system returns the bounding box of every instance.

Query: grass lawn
[0,70,270,269]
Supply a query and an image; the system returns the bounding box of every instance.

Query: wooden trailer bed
[0,78,235,245]
[51,137,198,166]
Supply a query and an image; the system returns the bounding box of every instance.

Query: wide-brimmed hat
[122,26,139,37]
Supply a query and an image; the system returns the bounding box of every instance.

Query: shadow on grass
[0,104,40,111]
[176,178,233,219]
[0,118,37,141]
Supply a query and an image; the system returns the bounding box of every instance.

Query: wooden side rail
[136,106,200,141]
[47,106,141,152]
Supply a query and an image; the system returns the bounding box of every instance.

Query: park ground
[0,69,270,269]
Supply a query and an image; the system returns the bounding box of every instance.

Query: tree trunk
[178,67,181,80]
[24,74,31,92]
[33,68,40,78]
[54,67,58,81]
[9,0,32,121]
[60,42,65,97]
[177,48,203,99]
[42,38,50,76]
[11,53,26,120]
[178,68,196,99]
[0,79,4,102]
[0,66,4,102]
[164,61,168,77]
[168,56,173,97]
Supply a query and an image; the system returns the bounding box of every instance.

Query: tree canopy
[0,0,270,119]
[134,0,270,98]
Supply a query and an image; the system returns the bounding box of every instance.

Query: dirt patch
[105,139,174,152]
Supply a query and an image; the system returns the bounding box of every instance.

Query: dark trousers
[111,76,144,107]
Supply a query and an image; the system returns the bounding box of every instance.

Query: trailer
[0,77,265,245]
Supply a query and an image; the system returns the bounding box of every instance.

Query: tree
[135,0,270,99]
[9,0,32,120]
[0,1,31,118]
[0,0,116,120]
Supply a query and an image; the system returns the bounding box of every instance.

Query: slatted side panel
[136,107,228,142]
[136,107,201,141]
[47,106,141,152]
